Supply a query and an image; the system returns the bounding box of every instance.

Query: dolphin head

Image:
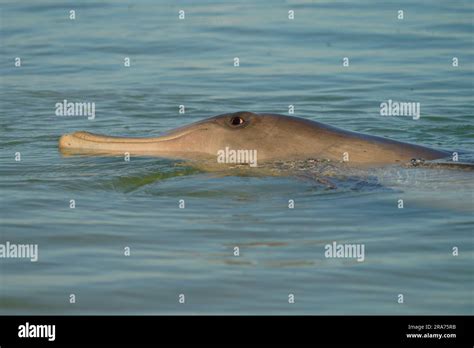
[59,111,308,161]
[152,111,331,162]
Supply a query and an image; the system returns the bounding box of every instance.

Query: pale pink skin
[59,112,448,167]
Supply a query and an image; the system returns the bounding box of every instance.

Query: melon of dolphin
[58,111,448,167]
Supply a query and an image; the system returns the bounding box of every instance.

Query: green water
[0,0,473,314]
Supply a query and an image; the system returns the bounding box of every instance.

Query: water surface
[0,0,473,314]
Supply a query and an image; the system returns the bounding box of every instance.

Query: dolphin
[59,111,449,167]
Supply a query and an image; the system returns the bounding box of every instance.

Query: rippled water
[0,0,473,314]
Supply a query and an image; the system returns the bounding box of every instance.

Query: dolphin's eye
[230,116,245,126]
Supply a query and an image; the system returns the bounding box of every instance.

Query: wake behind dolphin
[59,111,451,168]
